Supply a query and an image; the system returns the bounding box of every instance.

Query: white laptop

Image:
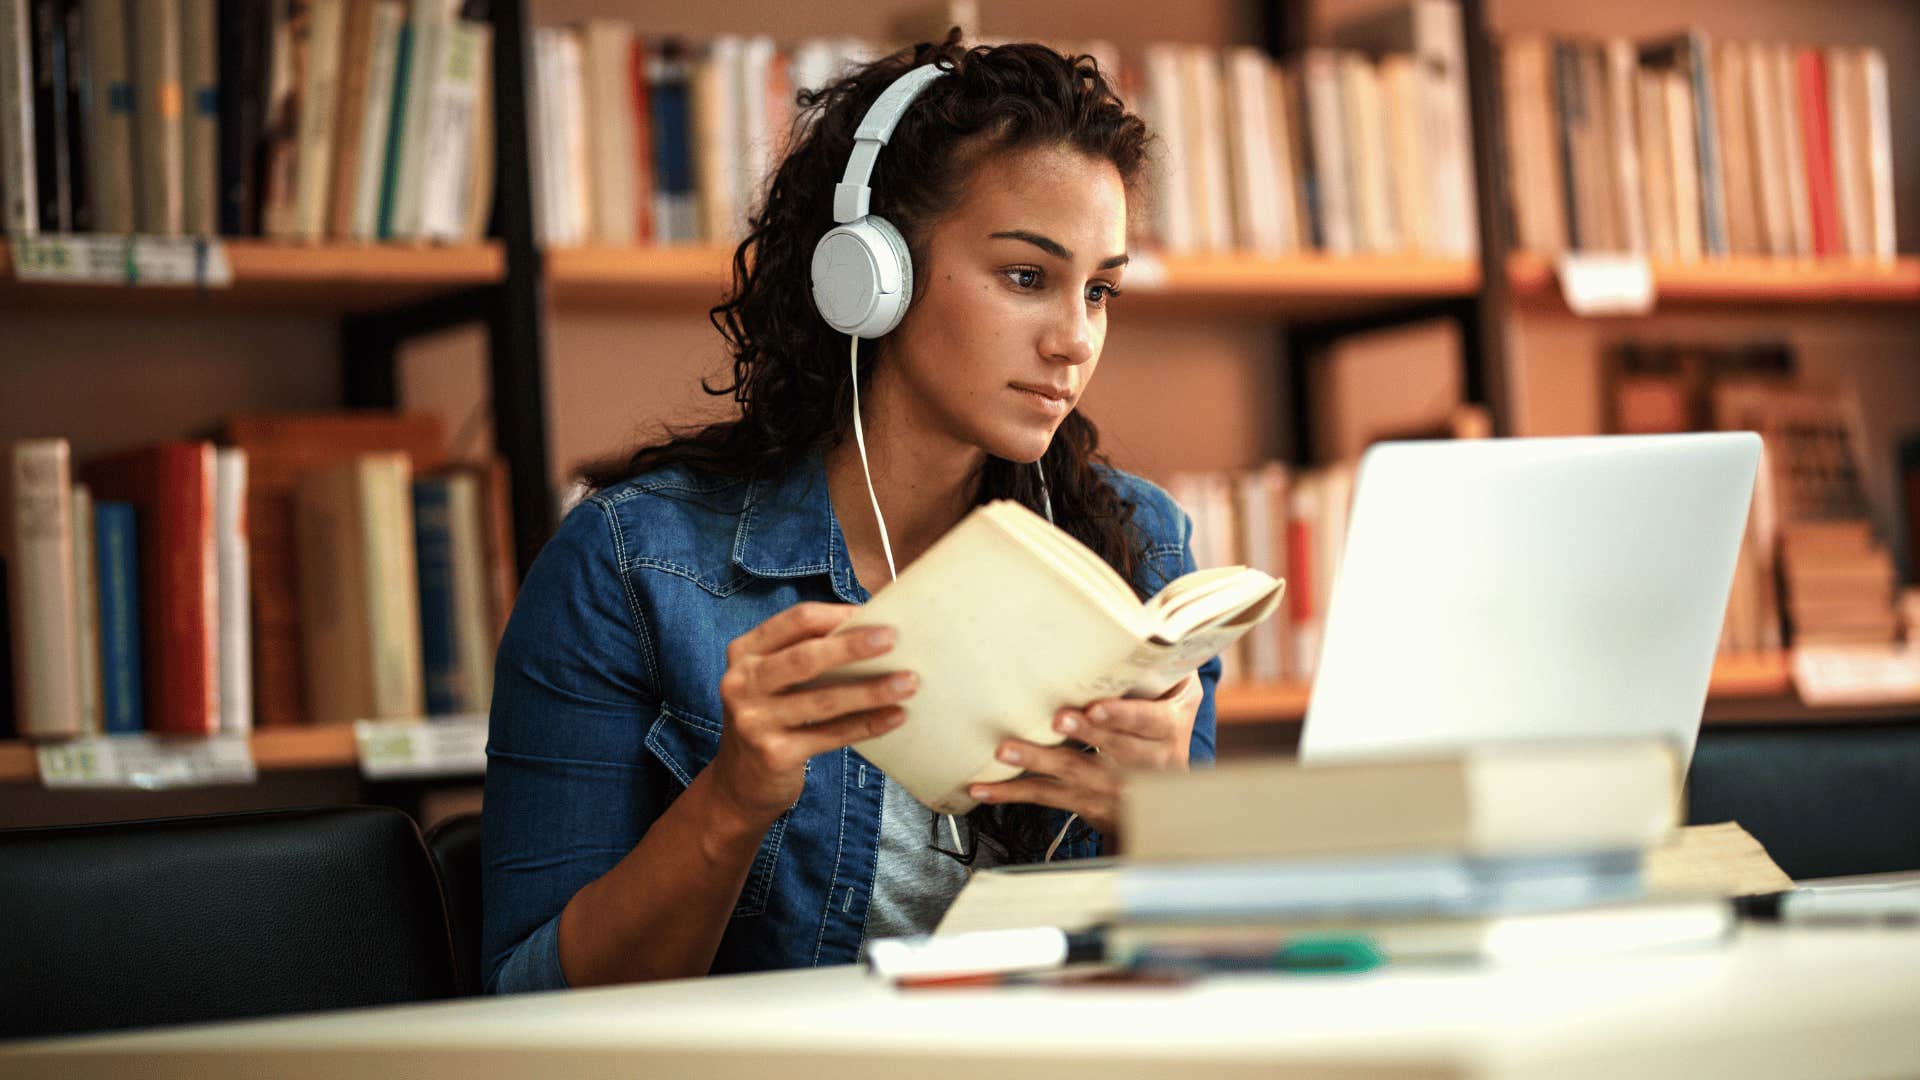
[1298,432,1762,772]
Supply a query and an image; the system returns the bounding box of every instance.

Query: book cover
[4,439,82,739]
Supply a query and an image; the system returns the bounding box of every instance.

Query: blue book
[413,478,460,716]
[377,22,415,240]
[650,52,694,241]
[94,501,143,734]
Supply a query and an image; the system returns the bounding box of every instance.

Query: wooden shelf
[543,245,1481,317]
[1508,251,1920,310]
[0,726,358,785]
[0,239,505,313]
[1213,652,1867,727]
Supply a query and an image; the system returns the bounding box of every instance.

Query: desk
[3,925,1917,1079]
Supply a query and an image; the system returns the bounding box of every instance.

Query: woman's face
[884,143,1129,465]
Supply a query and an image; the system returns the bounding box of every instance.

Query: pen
[1124,935,1387,976]
[1737,887,1920,926]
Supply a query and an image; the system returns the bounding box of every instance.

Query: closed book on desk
[1122,740,1680,863]
[821,500,1285,815]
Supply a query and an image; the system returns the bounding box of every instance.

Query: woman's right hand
[710,602,916,829]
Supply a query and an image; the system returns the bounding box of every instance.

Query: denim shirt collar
[731,445,869,603]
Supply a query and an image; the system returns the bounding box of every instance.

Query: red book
[82,443,220,736]
[629,37,654,245]
[1796,48,1840,258]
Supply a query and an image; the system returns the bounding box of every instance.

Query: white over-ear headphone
[809,63,948,339]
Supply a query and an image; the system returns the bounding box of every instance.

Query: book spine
[412,476,459,715]
[364,457,422,718]
[215,448,251,734]
[70,481,100,734]
[178,0,214,234]
[215,0,260,235]
[131,0,183,235]
[1860,48,1894,265]
[374,11,410,237]
[1795,47,1839,259]
[348,0,400,239]
[58,0,90,232]
[29,0,71,231]
[291,0,343,241]
[83,0,132,233]
[1685,34,1726,257]
[93,500,142,733]
[0,0,38,235]
[445,472,490,712]
[7,439,81,738]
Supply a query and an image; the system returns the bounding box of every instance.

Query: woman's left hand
[967,672,1203,839]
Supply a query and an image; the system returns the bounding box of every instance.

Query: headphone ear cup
[864,216,914,336]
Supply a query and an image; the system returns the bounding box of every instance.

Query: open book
[820,500,1285,814]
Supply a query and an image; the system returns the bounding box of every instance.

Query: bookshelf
[1506,251,1920,310]
[546,246,1482,318]
[0,241,506,313]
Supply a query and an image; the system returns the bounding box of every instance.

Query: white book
[418,16,487,241]
[348,0,405,241]
[818,501,1284,814]
[70,483,101,735]
[737,35,776,225]
[1773,43,1811,259]
[4,440,81,738]
[1860,47,1894,265]
[1263,63,1301,253]
[0,0,34,236]
[1825,48,1865,260]
[1223,48,1280,255]
[1606,39,1647,255]
[292,0,347,242]
[1637,69,1675,261]
[1745,38,1789,257]
[1342,53,1396,255]
[1303,49,1353,255]
[582,19,636,247]
[1665,70,1702,262]
[388,0,454,240]
[1186,47,1233,253]
[1140,45,1191,253]
[216,448,252,735]
[1378,56,1429,255]
[557,27,593,246]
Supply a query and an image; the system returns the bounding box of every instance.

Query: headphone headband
[832,63,949,223]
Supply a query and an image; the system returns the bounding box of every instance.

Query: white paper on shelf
[1791,644,1920,707]
[1556,253,1655,316]
[36,733,257,789]
[354,714,489,779]
[10,234,233,287]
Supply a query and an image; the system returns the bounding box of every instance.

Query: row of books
[1501,32,1896,263]
[526,0,1479,259]
[0,414,515,741]
[0,0,494,243]
[1603,342,1905,654]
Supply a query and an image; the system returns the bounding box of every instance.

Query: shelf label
[1556,253,1655,316]
[10,234,234,288]
[355,715,489,779]
[36,733,257,789]
[1792,645,1920,707]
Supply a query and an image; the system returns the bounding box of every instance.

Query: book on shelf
[2,414,519,744]
[524,3,1477,261]
[0,0,494,241]
[1499,28,1895,264]
[815,499,1284,814]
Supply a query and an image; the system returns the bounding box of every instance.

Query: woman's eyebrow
[989,230,1130,270]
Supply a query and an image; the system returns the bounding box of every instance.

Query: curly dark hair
[578,31,1157,861]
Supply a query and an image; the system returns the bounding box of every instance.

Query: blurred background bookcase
[3,0,1918,827]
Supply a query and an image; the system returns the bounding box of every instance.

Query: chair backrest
[424,811,485,997]
[0,805,459,1041]
[1687,724,1920,880]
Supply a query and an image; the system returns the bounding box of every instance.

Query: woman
[483,33,1220,993]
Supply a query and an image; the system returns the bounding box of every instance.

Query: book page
[1645,821,1793,898]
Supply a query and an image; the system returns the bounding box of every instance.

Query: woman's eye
[1005,268,1041,290]
[1087,283,1121,307]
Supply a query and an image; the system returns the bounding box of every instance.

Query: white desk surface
[3,925,1917,1080]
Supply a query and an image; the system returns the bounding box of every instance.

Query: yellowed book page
[934,864,1120,936]
[1646,820,1794,898]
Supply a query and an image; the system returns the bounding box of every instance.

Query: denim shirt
[481,449,1220,993]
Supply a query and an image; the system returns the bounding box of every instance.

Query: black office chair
[0,805,460,1041]
[425,811,485,997]
[1687,723,1920,881]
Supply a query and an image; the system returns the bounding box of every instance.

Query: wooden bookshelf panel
[1508,251,1920,311]
[0,241,505,314]
[0,727,359,786]
[543,246,1481,318]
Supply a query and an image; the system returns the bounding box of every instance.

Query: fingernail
[970,786,992,802]
[998,745,1022,765]
[888,673,916,695]
[865,628,894,650]
[1055,713,1079,735]
[1088,705,1110,722]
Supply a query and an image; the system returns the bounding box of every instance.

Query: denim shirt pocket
[642,701,791,919]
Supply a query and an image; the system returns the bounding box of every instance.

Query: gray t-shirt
[860,776,1007,943]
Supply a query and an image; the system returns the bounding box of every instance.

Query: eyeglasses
[927,810,979,866]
